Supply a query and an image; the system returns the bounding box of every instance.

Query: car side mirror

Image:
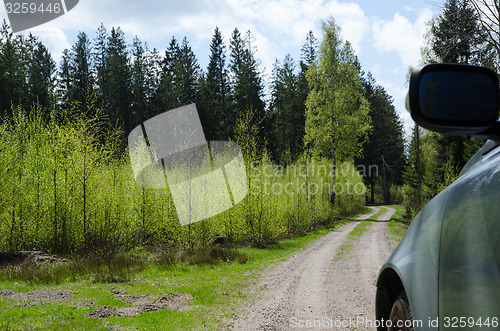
[406,63,499,136]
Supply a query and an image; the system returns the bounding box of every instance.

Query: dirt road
[232,206,396,330]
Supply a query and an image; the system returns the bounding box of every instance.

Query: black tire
[388,292,414,331]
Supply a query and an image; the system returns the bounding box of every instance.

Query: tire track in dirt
[324,207,395,330]
[232,206,395,330]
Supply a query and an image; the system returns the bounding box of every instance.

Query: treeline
[0,18,404,169]
[404,0,500,218]
[0,18,406,253]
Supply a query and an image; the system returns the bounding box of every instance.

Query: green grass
[0,208,371,330]
[386,205,408,247]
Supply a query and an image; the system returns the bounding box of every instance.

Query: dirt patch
[0,289,75,304]
[85,291,197,319]
[0,251,67,267]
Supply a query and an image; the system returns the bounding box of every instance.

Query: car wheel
[388,292,413,331]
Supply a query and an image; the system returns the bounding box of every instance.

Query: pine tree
[157,37,180,111]
[431,0,482,64]
[58,49,72,109]
[301,30,318,66]
[131,36,148,126]
[229,28,265,143]
[143,47,161,118]
[229,28,245,115]
[176,37,200,106]
[268,54,305,163]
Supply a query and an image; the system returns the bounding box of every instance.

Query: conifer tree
[203,27,231,140]
[106,27,131,132]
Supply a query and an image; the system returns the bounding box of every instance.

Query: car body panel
[377,188,448,330]
[377,141,500,330]
[439,143,500,329]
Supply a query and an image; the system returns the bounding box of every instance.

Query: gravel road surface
[232,206,396,330]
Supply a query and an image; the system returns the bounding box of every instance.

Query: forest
[0,0,496,255]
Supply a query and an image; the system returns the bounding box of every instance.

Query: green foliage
[358,73,405,204]
[334,161,367,216]
[267,54,307,164]
[402,124,484,219]
[199,27,232,141]
[0,98,367,254]
[304,18,371,163]
[431,0,484,64]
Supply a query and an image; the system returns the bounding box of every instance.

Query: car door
[439,144,500,329]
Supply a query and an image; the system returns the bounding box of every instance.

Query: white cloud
[218,0,370,76]
[372,8,433,68]
[324,1,369,53]
[5,0,372,73]
[30,28,71,64]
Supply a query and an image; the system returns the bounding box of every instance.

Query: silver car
[376,63,500,331]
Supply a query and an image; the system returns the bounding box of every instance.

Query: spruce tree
[70,32,94,113]
[27,42,56,114]
[93,23,109,110]
[204,27,231,140]
[106,27,131,132]
[157,37,180,111]
[358,73,404,203]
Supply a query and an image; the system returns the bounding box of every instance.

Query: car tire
[388,292,413,331]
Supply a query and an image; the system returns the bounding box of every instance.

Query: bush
[389,184,404,204]
[334,161,366,216]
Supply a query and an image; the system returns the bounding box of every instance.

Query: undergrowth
[0,106,367,254]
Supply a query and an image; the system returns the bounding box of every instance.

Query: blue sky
[1,0,444,138]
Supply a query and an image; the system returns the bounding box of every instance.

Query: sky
[0,0,445,139]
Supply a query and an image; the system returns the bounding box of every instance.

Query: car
[375,63,500,331]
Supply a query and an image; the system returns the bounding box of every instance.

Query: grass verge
[386,205,408,248]
[0,209,371,330]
